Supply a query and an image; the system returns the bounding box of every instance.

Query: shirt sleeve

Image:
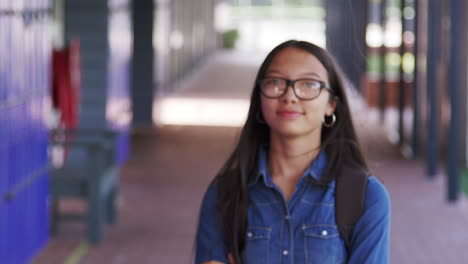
[195,182,229,264]
[347,176,391,264]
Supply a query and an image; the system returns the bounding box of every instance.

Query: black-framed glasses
[258,77,333,100]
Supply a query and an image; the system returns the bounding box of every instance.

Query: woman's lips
[277,110,302,118]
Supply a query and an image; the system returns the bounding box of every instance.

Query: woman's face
[260,47,336,139]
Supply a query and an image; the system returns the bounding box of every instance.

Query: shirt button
[322,230,328,236]
[247,232,253,238]
[285,215,291,220]
[283,250,289,256]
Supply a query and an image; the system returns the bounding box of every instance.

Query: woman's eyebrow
[299,72,322,78]
[264,69,283,75]
[265,70,322,79]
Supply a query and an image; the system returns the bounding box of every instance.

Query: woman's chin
[270,126,314,139]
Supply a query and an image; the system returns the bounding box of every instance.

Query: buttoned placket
[268,176,309,264]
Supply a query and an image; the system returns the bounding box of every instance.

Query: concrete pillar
[132,0,155,126]
[325,0,368,91]
[65,0,109,128]
[411,0,421,158]
[426,0,441,179]
[447,0,467,202]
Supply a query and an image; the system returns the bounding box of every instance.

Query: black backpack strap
[335,168,369,250]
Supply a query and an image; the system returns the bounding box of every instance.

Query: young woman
[195,40,390,264]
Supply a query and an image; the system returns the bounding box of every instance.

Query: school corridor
[31,50,468,264]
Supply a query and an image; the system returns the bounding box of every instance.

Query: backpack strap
[335,168,369,250]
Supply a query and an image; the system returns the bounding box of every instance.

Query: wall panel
[0,0,51,262]
[108,0,132,163]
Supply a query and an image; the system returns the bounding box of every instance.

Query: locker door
[0,1,11,258]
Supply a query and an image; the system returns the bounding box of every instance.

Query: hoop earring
[256,111,266,124]
[323,114,336,128]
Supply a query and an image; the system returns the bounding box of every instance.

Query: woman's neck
[267,134,321,181]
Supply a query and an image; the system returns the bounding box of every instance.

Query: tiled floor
[32,51,468,264]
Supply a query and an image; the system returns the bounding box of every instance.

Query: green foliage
[461,169,468,195]
[222,29,240,49]
[366,52,415,80]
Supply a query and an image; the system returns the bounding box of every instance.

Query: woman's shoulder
[202,181,219,203]
[364,176,391,210]
[198,181,221,220]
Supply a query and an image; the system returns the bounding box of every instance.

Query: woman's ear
[326,96,338,116]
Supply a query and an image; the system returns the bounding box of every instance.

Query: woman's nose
[281,84,299,103]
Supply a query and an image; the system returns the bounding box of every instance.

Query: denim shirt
[195,146,391,264]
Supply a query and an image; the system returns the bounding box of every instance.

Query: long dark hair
[214,40,369,264]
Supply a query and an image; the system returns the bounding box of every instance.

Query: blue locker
[2,0,54,261]
[15,1,20,100]
[0,3,4,101]
[6,179,16,263]
[10,121,17,195]
[4,3,10,103]
[17,186,27,263]
[14,186,23,263]
[38,0,50,255]
[0,205,6,262]
[0,105,8,264]
[20,5,26,99]
[25,0,32,260]
[36,0,52,259]
[1,106,8,195]
[32,5,37,102]
[1,2,9,260]
[10,3,16,101]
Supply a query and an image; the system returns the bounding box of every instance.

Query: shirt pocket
[242,226,271,264]
[303,224,345,264]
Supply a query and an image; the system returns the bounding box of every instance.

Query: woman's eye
[269,79,282,85]
[302,81,320,89]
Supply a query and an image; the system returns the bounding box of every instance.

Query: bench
[49,128,119,244]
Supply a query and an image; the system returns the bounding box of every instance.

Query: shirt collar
[248,144,328,187]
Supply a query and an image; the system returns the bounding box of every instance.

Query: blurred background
[1,0,468,263]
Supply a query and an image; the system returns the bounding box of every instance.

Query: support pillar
[132,0,155,126]
[447,0,466,202]
[65,0,109,128]
[426,0,441,179]
[325,0,368,91]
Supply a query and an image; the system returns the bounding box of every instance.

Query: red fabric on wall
[51,39,81,129]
